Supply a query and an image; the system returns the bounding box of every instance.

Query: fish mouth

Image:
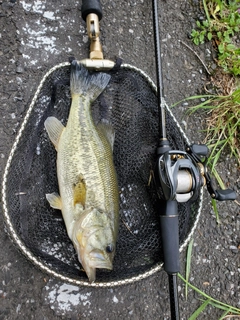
[89,250,113,270]
[81,250,112,283]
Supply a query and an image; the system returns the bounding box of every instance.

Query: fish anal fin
[46,192,62,210]
[44,116,65,150]
[73,174,86,208]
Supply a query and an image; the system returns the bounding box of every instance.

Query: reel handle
[81,0,103,21]
[187,144,237,202]
[205,172,237,201]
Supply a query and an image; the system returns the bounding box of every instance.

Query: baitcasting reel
[157,143,236,204]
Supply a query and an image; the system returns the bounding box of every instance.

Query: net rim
[1,61,203,287]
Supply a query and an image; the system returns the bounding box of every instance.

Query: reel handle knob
[188,144,209,157]
[213,189,237,201]
[81,0,103,21]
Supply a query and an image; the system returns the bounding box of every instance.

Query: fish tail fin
[70,60,111,101]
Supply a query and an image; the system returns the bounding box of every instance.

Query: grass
[179,273,240,319]
[188,87,240,168]
[172,87,240,221]
[191,0,240,75]
[185,238,194,299]
[172,77,240,220]
[171,84,240,187]
[179,239,240,320]
[189,0,240,177]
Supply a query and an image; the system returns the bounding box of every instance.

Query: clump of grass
[190,87,240,219]
[189,87,240,169]
[191,0,240,75]
[172,80,240,181]
[179,240,240,319]
[179,273,240,319]
[172,80,239,218]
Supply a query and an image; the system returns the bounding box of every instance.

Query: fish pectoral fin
[46,192,62,210]
[98,119,115,151]
[44,116,65,150]
[73,174,86,208]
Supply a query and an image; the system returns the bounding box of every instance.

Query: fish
[44,60,119,282]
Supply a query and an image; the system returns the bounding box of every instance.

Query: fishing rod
[152,0,237,319]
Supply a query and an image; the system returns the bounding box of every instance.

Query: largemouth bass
[44,61,119,282]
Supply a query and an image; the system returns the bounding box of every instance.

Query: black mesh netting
[3,64,201,284]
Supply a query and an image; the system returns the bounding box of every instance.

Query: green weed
[188,88,240,169]
[172,86,239,219]
[172,87,240,176]
[179,240,240,319]
[191,0,240,75]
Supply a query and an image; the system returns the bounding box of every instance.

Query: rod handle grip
[159,201,180,274]
[81,0,103,21]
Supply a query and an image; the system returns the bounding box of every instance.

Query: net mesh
[3,63,202,285]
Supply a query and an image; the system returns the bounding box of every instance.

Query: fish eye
[106,244,114,253]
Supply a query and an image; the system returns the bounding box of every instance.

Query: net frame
[1,62,203,287]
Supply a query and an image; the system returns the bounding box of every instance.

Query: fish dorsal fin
[73,174,86,209]
[98,119,115,151]
[44,116,65,150]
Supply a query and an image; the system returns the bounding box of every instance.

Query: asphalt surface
[0,1,239,319]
